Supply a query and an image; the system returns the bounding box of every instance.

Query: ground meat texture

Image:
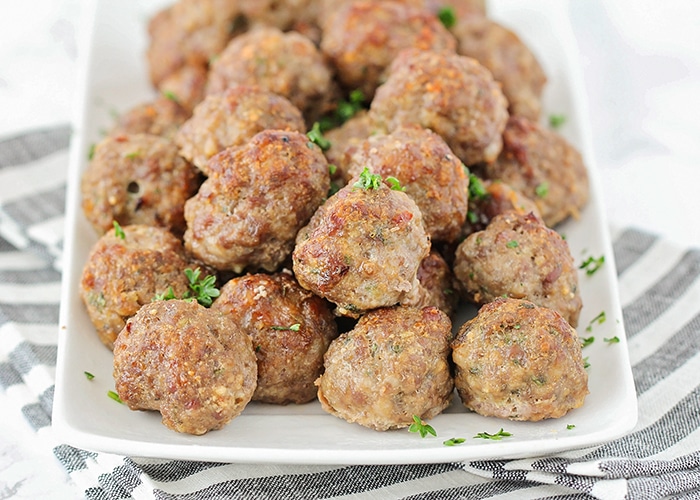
[157,64,208,114]
[453,211,582,327]
[184,130,330,273]
[452,298,588,421]
[345,125,468,243]
[320,1,456,99]
[108,97,190,140]
[461,178,541,238]
[316,306,453,431]
[481,116,590,227]
[113,299,257,435]
[454,17,547,120]
[370,49,509,166]
[413,251,459,317]
[239,0,320,32]
[212,272,338,404]
[81,134,201,236]
[79,225,193,350]
[175,85,305,175]
[206,27,334,123]
[423,0,486,19]
[293,178,430,317]
[323,111,377,189]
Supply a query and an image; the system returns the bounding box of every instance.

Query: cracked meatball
[452,297,588,421]
[479,115,590,227]
[175,85,305,175]
[345,125,468,243]
[370,48,509,166]
[316,305,454,431]
[79,225,193,350]
[212,272,338,404]
[320,1,456,99]
[113,299,257,435]
[81,134,201,236]
[292,173,431,317]
[453,211,582,326]
[184,129,330,273]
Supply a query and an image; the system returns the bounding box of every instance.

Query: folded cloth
[1,126,699,500]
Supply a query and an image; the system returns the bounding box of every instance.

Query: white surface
[51,0,636,465]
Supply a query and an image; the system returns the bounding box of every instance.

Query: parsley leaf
[353,167,383,190]
[567,424,576,430]
[585,310,606,332]
[108,390,124,404]
[437,6,457,29]
[113,221,126,240]
[84,371,95,380]
[580,255,605,275]
[604,336,620,344]
[385,176,406,191]
[443,437,466,446]
[307,122,331,151]
[270,323,301,331]
[506,240,519,249]
[580,336,595,348]
[474,428,512,440]
[535,182,549,198]
[468,173,488,200]
[408,415,437,438]
[184,268,220,307]
[549,114,567,129]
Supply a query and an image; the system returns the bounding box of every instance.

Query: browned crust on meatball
[81,134,201,236]
[79,225,193,350]
[323,110,379,188]
[212,272,338,404]
[453,211,582,326]
[452,298,588,421]
[370,48,509,166]
[239,0,320,32]
[113,299,257,435]
[413,251,459,317]
[316,306,454,430]
[109,97,190,140]
[157,64,208,114]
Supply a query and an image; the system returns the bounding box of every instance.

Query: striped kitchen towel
[1,126,699,499]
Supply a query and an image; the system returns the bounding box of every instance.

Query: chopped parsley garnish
[328,181,340,197]
[437,6,457,29]
[467,210,478,224]
[583,357,590,369]
[535,182,549,198]
[124,151,141,159]
[604,336,620,344]
[184,268,220,307]
[474,428,512,440]
[154,287,177,302]
[506,240,519,249]
[580,255,605,275]
[443,437,466,446]
[549,114,567,129]
[408,415,437,438]
[88,143,96,160]
[307,122,331,151]
[567,424,576,430]
[580,336,595,348]
[468,173,488,200]
[385,176,406,191]
[353,167,383,190]
[162,90,180,103]
[585,310,606,332]
[84,371,95,380]
[108,390,124,404]
[336,89,366,123]
[113,221,126,240]
[328,164,337,176]
[270,323,301,331]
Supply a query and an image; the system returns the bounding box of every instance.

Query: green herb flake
[567,424,576,430]
[184,268,220,307]
[583,357,590,369]
[271,323,301,331]
[84,371,95,380]
[328,181,340,197]
[506,240,519,249]
[549,114,567,129]
[585,310,606,332]
[385,176,406,191]
[88,143,96,160]
[535,182,549,198]
[113,221,126,240]
[124,151,141,159]
[467,210,478,224]
[408,415,437,438]
[437,6,457,29]
[328,164,337,176]
[580,336,595,348]
[580,255,605,276]
[443,437,466,446]
[307,122,331,151]
[604,336,620,344]
[353,167,383,190]
[154,286,177,302]
[474,428,512,440]
[162,90,180,103]
[108,390,124,404]
[468,173,487,200]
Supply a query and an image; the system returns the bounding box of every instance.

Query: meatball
[345,125,468,243]
[413,251,459,318]
[184,130,330,273]
[323,110,377,188]
[292,172,431,317]
[238,0,320,32]
[206,27,334,122]
[157,63,208,114]
[453,211,582,326]
[81,134,201,236]
[212,272,338,404]
[175,85,305,175]
[320,1,456,99]
[454,17,547,120]
[479,115,590,227]
[316,306,453,431]
[461,177,541,238]
[108,96,190,140]
[113,299,257,435]
[423,0,486,19]
[370,49,509,166]
[79,225,193,350]
[452,298,588,421]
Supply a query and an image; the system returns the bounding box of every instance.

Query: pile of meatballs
[79,0,590,436]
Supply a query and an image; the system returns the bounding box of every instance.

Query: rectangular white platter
[53,0,638,464]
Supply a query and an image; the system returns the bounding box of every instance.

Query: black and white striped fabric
[1,126,699,499]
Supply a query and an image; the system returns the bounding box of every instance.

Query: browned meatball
[212,272,338,404]
[79,225,193,350]
[157,64,208,114]
[175,85,305,175]
[108,97,190,140]
[239,0,320,31]
[113,299,257,435]
[452,298,588,421]
[320,1,456,99]
[423,0,485,19]
[323,110,378,188]
[184,130,330,273]
[370,49,509,166]
[454,17,547,120]
[345,125,468,243]
[207,27,334,122]
[453,211,582,326]
[413,251,459,317]
[316,306,453,431]
[461,177,541,238]
[480,116,590,227]
[293,173,431,317]
[81,134,201,236]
